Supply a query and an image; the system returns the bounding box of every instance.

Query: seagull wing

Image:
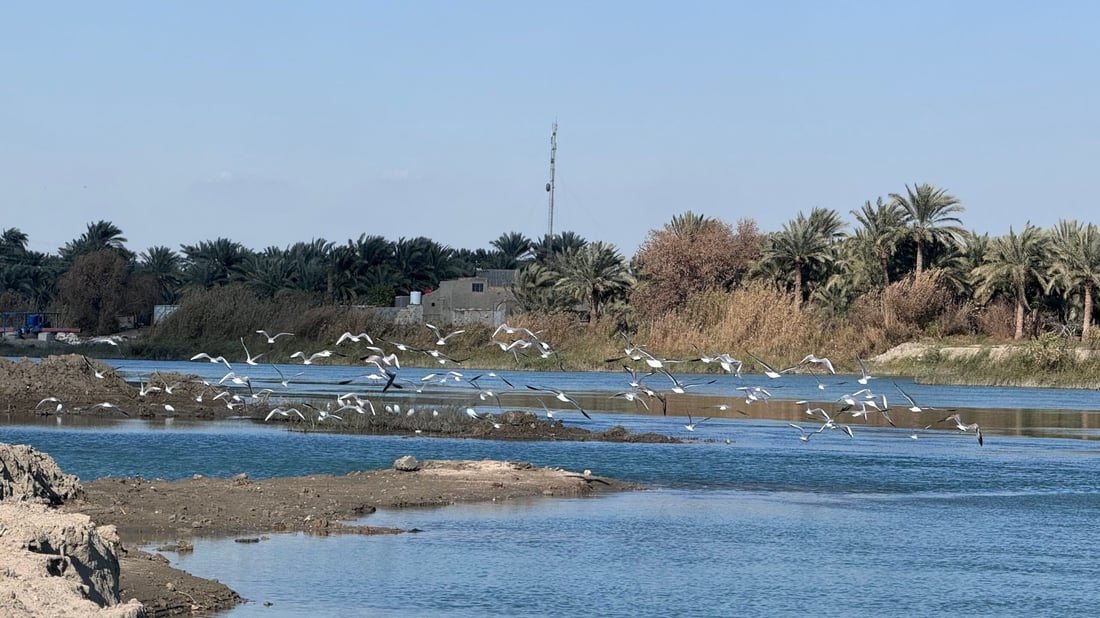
[893,382,920,408]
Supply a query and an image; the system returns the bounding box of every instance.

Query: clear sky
[3,1,1097,258]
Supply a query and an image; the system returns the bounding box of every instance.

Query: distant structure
[546,121,557,238]
[421,269,517,327]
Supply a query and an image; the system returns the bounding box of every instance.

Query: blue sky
[3,1,1097,257]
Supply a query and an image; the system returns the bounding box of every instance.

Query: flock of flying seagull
[596,332,984,446]
[45,323,985,446]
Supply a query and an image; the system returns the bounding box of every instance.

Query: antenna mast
[546,121,557,238]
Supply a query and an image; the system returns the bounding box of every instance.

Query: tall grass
[133,277,1100,387]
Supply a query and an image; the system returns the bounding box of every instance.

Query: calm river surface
[3,359,1100,616]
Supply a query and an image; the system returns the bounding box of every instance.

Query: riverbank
[871,339,1100,388]
[13,322,1100,390]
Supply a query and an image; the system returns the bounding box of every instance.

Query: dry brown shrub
[884,270,952,329]
[509,311,579,347]
[847,290,886,331]
[631,217,762,321]
[975,300,1015,339]
[936,301,976,337]
[316,307,392,342]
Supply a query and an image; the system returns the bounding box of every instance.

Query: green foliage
[512,263,576,314]
[59,220,133,263]
[151,284,311,346]
[554,241,635,324]
[972,224,1047,339]
[57,249,134,334]
[1020,331,1072,370]
[362,283,395,307]
[890,183,966,275]
[758,208,845,304]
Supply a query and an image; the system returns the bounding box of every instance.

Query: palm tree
[489,232,534,267]
[0,228,28,256]
[512,262,575,313]
[417,241,460,291]
[1046,220,1100,340]
[328,244,362,302]
[665,211,711,237]
[137,246,184,303]
[937,230,985,298]
[973,224,1046,340]
[241,249,296,298]
[180,238,251,288]
[392,236,448,294]
[759,213,835,305]
[891,183,966,276]
[851,198,906,288]
[555,241,635,324]
[285,239,334,294]
[532,231,587,264]
[60,220,133,262]
[807,207,846,241]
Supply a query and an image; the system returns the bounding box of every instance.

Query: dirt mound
[0,354,129,402]
[0,354,249,419]
[0,443,145,617]
[1,443,84,505]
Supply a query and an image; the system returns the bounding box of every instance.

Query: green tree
[1046,220,1100,340]
[973,224,1046,340]
[181,238,251,288]
[0,228,29,256]
[60,220,133,262]
[512,262,577,314]
[285,239,334,295]
[531,231,587,265]
[891,183,966,276]
[241,248,296,298]
[137,246,184,304]
[489,232,534,268]
[850,197,906,288]
[57,249,132,334]
[555,241,635,324]
[665,211,710,237]
[759,210,842,305]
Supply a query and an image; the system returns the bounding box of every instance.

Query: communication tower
[545,121,557,238]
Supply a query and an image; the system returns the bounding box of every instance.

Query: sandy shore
[62,459,637,615]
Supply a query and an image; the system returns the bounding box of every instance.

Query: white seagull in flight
[426,323,466,345]
[257,330,293,344]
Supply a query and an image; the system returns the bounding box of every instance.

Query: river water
[2,359,1099,616]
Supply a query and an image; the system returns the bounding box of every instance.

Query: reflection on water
[6,398,1098,444]
[99,359,1100,440]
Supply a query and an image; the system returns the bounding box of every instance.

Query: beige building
[420,269,516,327]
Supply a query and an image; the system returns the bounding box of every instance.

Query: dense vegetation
[4,182,1100,377]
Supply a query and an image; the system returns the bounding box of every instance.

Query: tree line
[2,182,1098,344]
